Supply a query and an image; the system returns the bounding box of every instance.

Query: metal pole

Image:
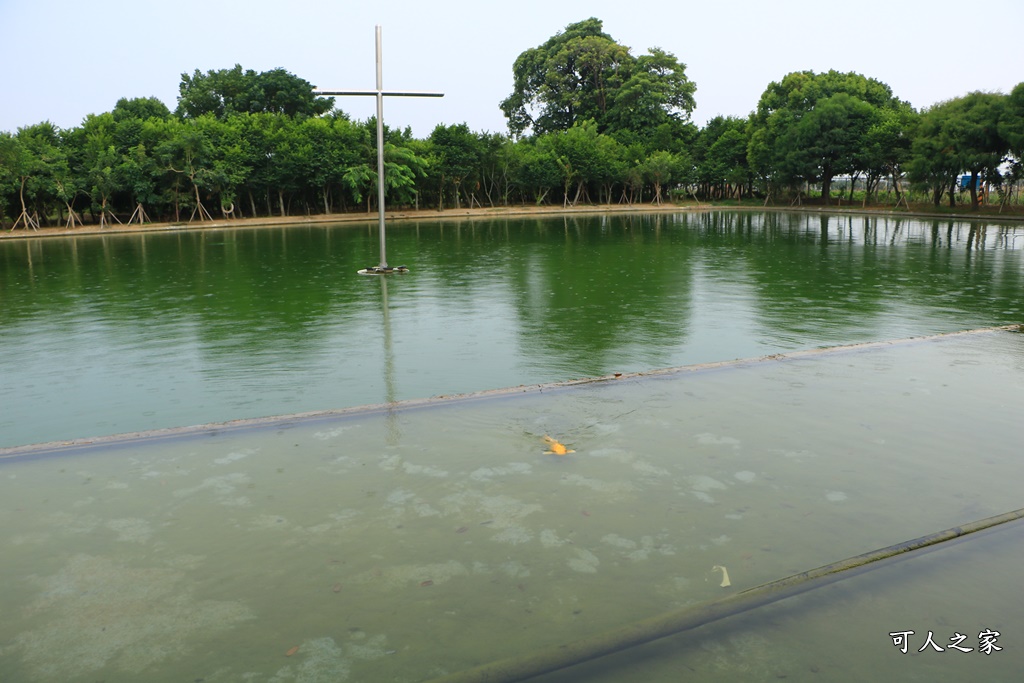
[311,27,442,274]
[375,25,388,270]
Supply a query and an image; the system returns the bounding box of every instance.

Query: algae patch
[9,554,254,679]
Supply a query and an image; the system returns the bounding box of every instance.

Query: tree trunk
[968,171,980,210]
[190,185,213,222]
[571,180,584,207]
[128,203,150,225]
[64,202,83,229]
[821,174,833,205]
[11,177,40,231]
[278,189,287,217]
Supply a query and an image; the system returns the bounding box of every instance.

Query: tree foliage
[176,65,334,120]
[4,47,1024,230]
[500,18,695,138]
[747,70,908,204]
[908,92,1008,208]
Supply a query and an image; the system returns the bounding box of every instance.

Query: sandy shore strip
[5,202,1022,241]
[1,203,701,241]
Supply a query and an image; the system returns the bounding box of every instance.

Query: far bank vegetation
[3,19,1023,230]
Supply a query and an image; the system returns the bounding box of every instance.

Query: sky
[2,0,1022,138]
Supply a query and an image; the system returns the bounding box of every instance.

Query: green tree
[79,113,122,227]
[907,108,961,207]
[176,65,333,120]
[507,139,562,204]
[948,92,1008,209]
[606,48,696,133]
[1001,82,1024,157]
[640,150,686,204]
[500,18,695,137]
[783,92,877,202]
[341,118,429,213]
[540,120,609,206]
[862,103,917,204]
[476,132,513,206]
[694,116,750,199]
[0,132,35,229]
[5,123,63,229]
[429,123,482,209]
[296,114,363,215]
[998,82,1024,205]
[748,70,907,204]
[909,93,1008,209]
[112,96,172,122]
[153,116,233,221]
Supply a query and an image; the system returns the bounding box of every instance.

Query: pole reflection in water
[379,274,401,446]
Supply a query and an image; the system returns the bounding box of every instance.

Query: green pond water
[1,210,1023,682]
[1,329,1022,682]
[2,210,1023,448]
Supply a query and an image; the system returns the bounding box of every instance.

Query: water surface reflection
[1,211,1021,447]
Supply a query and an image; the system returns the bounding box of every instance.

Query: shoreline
[3,201,1022,241]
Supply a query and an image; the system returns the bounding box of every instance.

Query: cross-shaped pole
[315,25,443,275]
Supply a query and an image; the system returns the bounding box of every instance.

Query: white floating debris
[712,564,732,587]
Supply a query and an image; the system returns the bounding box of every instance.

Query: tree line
[3,18,1023,230]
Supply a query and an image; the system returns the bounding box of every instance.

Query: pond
[2,210,1023,449]
[1,327,1022,682]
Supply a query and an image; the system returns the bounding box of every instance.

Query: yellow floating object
[542,435,575,455]
[712,565,731,588]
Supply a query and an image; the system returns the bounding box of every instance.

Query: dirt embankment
[3,202,1021,241]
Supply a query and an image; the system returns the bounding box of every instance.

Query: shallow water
[2,329,1022,682]
[2,211,1023,448]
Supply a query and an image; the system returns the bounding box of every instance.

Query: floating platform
[358,265,409,275]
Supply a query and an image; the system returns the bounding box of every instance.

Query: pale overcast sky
[2,0,1022,137]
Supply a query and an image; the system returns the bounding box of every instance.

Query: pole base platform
[357,265,409,275]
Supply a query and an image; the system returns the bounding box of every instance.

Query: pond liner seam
[423,507,1024,683]
[0,325,1017,460]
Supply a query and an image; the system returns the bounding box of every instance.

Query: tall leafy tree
[641,150,688,204]
[112,96,171,122]
[862,102,917,204]
[946,92,1007,209]
[999,82,1024,204]
[748,70,907,204]
[540,120,610,206]
[176,65,333,120]
[79,113,122,227]
[6,123,63,229]
[430,123,482,209]
[500,18,695,137]
[907,107,962,207]
[1001,82,1024,158]
[0,131,36,229]
[909,93,1007,209]
[694,116,750,199]
[504,139,560,205]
